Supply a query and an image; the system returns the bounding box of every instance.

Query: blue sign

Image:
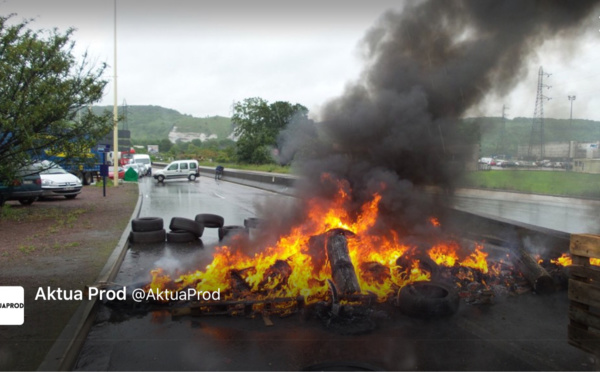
[97,145,111,153]
[99,164,109,177]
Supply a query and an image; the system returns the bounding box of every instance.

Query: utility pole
[112,0,119,186]
[568,95,576,125]
[528,66,552,160]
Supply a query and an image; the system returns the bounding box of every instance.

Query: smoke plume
[272,0,599,238]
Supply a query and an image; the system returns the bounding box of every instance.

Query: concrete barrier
[441,208,571,258]
[198,166,296,194]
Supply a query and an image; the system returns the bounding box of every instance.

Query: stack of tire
[194,213,248,242]
[130,217,166,243]
[167,217,204,243]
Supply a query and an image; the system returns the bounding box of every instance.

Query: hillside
[89,105,600,153]
[91,105,234,142]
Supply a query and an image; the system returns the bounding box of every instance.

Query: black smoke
[272,0,599,238]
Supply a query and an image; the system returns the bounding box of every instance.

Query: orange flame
[461,244,489,274]
[550,253,600,267]
[146,177,505,304]
[551,253,572,267]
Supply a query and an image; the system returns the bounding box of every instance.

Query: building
[573,159,600,174]
[517,141,600,161]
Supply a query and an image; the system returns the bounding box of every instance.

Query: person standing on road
[215,165,224,180]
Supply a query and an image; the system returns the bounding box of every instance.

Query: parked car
[499,160,517,168]
[108,166,125,179]
[0,165,43,206]
[131,154,152,176]
[34,161,82,199]
[153,159,199,183]
[124,163,144,177]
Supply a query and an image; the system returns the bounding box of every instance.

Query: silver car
[35,161,83,199]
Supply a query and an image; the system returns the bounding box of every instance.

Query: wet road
[450,189,600,235]
[72,176,596,371]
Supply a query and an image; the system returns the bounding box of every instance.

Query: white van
[153,159,199,183]
[131,154,152,176]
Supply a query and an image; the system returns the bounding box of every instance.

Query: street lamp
[567,95,576,167]
[568,95,576,125]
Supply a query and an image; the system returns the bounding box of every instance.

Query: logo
[0,286,24,325]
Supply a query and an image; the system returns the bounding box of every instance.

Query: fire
[551,253,572,267]
[429,243,460,267]
[146,177,505,304]
[550,253,600,267]
[461,244,490,274]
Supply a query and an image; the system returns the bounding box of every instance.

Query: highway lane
[72,175,595,371]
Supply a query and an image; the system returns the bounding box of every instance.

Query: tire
[18,198,36,206]
[169,217,204,237]
[64,195,78,200]
[244,217,263,229]
[84,172,93,185]
[396,254,440,279]
[194,213,224,228]
[396,281,459,318]
[167,230,198,243]
[157,175,165,183]
[129,229,166,244]
[132,217,164,232]
[188,174,196,181]
[218,225,249,241]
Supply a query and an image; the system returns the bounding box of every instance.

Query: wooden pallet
[569,234,600,355]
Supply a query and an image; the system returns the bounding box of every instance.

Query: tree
[0,14,112,180]
[232,97,308,164]
[158,138,173,153]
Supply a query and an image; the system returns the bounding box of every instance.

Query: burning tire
[195,213,224,228]
[131,217,164,232]
[396,254,440,279]
[167,230,198,243]
[218,225,249,241]
[396,281,459,318]
[169,217,204,237]
[129,229,166,244]
[244,217,263,229]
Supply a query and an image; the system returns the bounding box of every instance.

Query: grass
[460,170,600,199]
[18,244,36,254]
[198,161,291,174]
[1,203,64,222]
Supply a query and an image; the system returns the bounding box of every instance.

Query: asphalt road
[72,175,596,371]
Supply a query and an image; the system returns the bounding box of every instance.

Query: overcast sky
[2,0,600,121]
